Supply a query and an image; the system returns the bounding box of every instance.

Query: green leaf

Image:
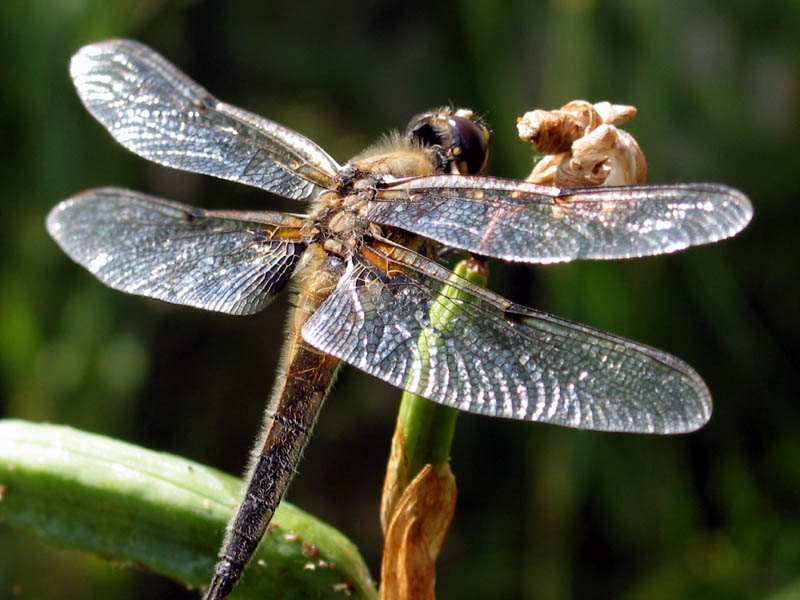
[0,419,376,599]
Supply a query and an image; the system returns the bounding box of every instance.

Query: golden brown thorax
[314,141,439,258]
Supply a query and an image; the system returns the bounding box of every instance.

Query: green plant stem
[397,257,489,478]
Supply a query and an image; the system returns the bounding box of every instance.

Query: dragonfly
[47,40,752,599]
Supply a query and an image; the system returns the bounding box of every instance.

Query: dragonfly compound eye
[446,115,489,175]
[407,110,490,175]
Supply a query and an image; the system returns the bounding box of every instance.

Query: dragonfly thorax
[312,191,373,258]
[348,136,440,179]
[313,141,444,259]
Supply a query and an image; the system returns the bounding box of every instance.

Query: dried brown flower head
[517,100,646,186]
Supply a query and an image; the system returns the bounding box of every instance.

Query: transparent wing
[70,39,341,200]
[47,187,308,315]
[369,175,753,263]
[302,243,711,433]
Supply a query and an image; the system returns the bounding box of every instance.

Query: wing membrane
[302,243,711,433]
[370,176,752,262]
[47,188,308,315]
[70,39,341,200]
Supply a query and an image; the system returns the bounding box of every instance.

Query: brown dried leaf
[380,422,410,534]
[592,101,637,125]
[516,108,587,154]
[379,464,457,600]
[559,125,646,186]
[527,152,567,186]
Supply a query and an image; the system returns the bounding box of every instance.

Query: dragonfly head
[406,107,490,176]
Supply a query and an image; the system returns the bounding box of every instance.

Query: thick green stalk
[397,257,489,478]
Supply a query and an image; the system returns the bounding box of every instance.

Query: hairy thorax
[311,140,438,258]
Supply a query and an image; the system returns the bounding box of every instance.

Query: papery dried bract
[379,462,457,600]
[519,100,646,186]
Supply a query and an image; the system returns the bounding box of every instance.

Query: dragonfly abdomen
[205,251,345,599]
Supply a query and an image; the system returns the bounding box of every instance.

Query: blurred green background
[1,0,798,598]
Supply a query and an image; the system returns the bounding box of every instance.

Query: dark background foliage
[1,1,798,598]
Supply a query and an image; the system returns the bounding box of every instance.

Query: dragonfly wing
[70,39,341,200]
[47,187,308,315]
[302,243,711,433]
[370,176,752,262]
